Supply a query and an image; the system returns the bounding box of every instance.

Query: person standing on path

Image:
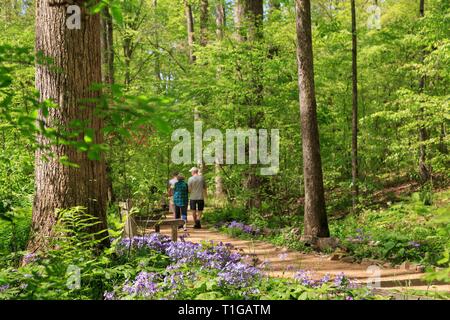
[167,172,178,218]
[173,174,189,231]
[188,167,207,229]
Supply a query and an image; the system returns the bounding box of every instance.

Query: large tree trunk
[295,0,329,238]
[215,0,225,41]
[30,0,109,253]
[351,0,359,210]
[184,0,196,63]
[418,0,430,183]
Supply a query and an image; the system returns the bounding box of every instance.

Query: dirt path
[159,223,449,294]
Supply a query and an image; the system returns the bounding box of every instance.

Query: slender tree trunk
[438,122,447,154]
[351,0,359,210]
[101,5,116,204]
[30,0,109,253]
[200,0,209,47]
[101,7,114,85]
[418,0,430,183]
[184,0,196,63]
[123,37,132,86]
[234,0,264,209]
[215,0,225,41]
[214,1,226,199]
[295,0,329,238]
[153,0,163,90]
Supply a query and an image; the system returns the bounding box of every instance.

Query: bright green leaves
[88,0,124,25]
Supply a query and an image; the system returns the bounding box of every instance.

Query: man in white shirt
[187,167,207,229]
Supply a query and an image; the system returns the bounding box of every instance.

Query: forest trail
[159,223,450,294]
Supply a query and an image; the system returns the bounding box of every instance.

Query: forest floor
[159,222,450,297]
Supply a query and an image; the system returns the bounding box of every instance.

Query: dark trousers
[175,205,188,222]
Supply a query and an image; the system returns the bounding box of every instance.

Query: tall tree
[295,0,329,238]
[101,6,115,86]
[184,0,196,63]
[200,0,209,47]
[234,0,263,41]
[101,4,116,204]
[215,0,225,41]
[214,0,226,200]
[418,0,430,183]
[30,1,108,252]
[152,0,163,91]
[233,0,264,209]
[351,0,358,209]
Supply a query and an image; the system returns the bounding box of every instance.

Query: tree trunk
[295,0,329,238]
[215,0,225,41]
[234,0,264,209]
[351,0,359,210]
[30,0,109,253]
[184,0,196,63]
[418,0,430,183]
[123,37,132,86]
[235,0,263,41]
[101,6,114,85]
[214,1,226,199]
[101,5,116,204]
[153,0,163,90]
[200,0,209,47]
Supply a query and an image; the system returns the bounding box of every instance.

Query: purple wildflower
[123,272,159,298]
[294,270,316,287]
[104,291,116,300]
[0,284,10,292]
[23,253,36,264]
[408,241,420,248]
[334,272,348,288]
[218,262,261,288]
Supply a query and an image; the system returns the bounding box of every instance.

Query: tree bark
[295,0,329,238]
[152,0,163,89]
[215,0,225,41]
[234,0,245,42]
[351,0,359,209]
[184,0,196,63]
[30,0,109,253]
[235,0,263,41]
[101,6,114,85]
[100,5,116,204]
[234,0,264,209]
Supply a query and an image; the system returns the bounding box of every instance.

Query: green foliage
[330,190,450,265]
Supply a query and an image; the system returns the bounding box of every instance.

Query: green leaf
[110,4,123,25]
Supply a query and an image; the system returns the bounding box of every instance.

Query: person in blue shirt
[173,175,189,231]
